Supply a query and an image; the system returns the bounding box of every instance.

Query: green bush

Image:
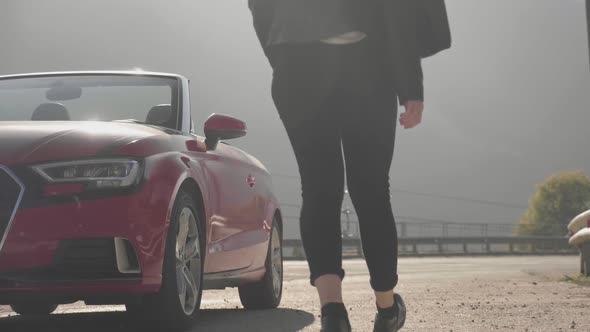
[516,171,590,236]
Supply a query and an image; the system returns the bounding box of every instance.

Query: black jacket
[383,0,451,103]
[248,0,451,105]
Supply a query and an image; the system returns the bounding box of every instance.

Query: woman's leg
[282,111,347,301]
[341,89,399,302]
[270,42,348,305]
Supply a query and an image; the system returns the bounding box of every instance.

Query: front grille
[0,166,24,251]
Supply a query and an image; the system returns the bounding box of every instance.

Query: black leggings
[270,37,399,291]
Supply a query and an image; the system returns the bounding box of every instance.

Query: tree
[517,171,590,236]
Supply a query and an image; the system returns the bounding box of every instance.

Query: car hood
[0,121,172,166]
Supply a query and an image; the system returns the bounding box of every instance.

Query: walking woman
[248,1,450,331]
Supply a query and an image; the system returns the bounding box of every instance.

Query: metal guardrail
[283,236,575,259]
[283,215,568,240]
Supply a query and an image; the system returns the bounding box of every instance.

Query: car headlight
[32,159,142,189]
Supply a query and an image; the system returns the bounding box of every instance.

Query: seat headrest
[31,103,71,121]
[146,104,172,126]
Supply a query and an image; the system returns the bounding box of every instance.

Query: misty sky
[1,0,589,238]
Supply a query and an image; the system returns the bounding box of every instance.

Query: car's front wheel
[127,190,204,330]
[10,303,58,315]
[238,219,283,309]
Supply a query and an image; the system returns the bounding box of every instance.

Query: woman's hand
[399,100,424,129]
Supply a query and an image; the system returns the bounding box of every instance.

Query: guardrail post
[400,222,408,253]
[485,239,491,253]
[463,242,468,254]
[294,243,305,259]
[442,224,449,252]
[357,239,364,258]
[583,243,590,277]
[412,243,418,255]
[400,222,407,238]
[509,242,514,253]
[437,239,443,254]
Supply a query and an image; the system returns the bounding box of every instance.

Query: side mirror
[204,113,247,150]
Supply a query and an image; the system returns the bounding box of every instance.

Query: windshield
[0,74,180,129]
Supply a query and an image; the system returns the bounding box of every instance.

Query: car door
[196,141,265,273]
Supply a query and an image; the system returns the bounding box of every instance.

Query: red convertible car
[0,71,283,329]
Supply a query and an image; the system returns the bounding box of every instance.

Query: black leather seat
[146,104,173,127]
[31,103,71,121]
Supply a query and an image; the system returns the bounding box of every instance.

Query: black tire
[127,190,205,330]
[238,219,283,309]
[10,303,58,315]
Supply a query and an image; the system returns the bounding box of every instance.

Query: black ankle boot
[373,294,406,332]
[320,315,352,332]
[320,303,351,332]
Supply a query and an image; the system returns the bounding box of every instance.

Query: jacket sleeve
[383,0,424,105]
[248,0,276,67]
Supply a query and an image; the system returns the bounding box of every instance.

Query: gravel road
[1,256,588,331]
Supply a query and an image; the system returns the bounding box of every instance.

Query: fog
[1,0,589,238]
